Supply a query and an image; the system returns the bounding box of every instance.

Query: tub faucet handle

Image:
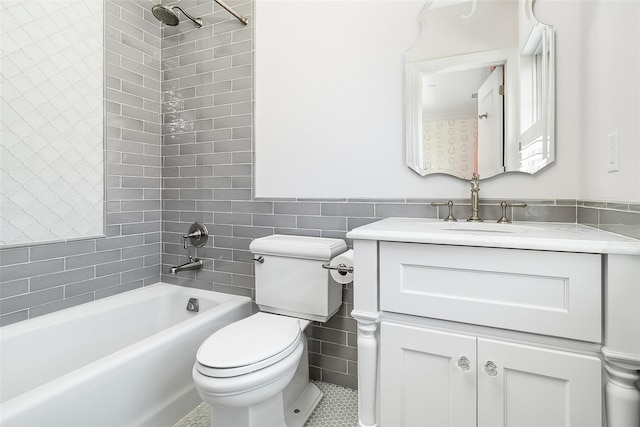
[183,230,201,239]
[182,222,209,249]
[183,230,200,248]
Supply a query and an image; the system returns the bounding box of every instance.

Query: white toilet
[192,235,347,427]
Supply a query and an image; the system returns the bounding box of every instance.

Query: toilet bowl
[193,313,319,427]
[192,235,348,427]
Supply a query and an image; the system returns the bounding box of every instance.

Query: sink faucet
[468,172,482,222]
[169,256,203,275]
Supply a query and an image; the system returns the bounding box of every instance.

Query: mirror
[406,0,554,179]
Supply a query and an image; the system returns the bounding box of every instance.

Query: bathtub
[0,283,252,427]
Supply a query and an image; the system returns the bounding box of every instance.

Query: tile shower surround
[1,0,163,322]
[1,0,639,391]
[1,1,104,246]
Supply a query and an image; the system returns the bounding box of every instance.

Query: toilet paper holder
[321,261,353,276]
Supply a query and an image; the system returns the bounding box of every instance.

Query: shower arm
[171,5,203,27]
[213,0,249,25]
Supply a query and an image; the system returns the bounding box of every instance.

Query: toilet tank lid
[250,235,347,261]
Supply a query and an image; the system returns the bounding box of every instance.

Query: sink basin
[419,222,540,234]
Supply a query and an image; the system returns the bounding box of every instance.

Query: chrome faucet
[468,172,482,222]
[169,256,203,274]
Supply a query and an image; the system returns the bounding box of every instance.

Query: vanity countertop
[346,218,640,255]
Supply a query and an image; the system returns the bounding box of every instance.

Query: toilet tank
[250,235,347,322]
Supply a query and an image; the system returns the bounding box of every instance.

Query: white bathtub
[0,283,252,427]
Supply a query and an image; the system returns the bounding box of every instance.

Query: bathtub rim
[0,282,250,339]
[0,283,253,425]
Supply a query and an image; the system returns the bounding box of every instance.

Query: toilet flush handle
[253,256,264,263]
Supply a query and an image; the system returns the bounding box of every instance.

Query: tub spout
[169,257,203,274]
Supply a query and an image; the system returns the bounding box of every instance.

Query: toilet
[192,235,347,427]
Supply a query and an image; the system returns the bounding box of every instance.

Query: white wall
[255,1,430,199]
[578,0,640,203]
[255,0,637,202]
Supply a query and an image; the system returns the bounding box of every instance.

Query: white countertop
[346,218,640,255]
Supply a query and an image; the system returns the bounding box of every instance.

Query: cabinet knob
[457,356,471,372]
[483,361,498,377]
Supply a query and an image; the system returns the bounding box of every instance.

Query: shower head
[151,4,202,28]
[152,1,248,27]
[151,5,179,26]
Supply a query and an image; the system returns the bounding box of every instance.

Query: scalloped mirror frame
[405,0,555,180]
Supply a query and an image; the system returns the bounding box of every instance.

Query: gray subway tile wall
[1,0,640,392]
[579,202,640,239]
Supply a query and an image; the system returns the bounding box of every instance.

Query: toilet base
[207,382,322,427]
[284,382,323,427]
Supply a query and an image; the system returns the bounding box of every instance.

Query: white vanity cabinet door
[380,321,602,427]
[477,338,602,427]
[380,321,476,427]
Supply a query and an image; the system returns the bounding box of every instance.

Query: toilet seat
[196,313,303,378]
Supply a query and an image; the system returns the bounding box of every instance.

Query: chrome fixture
[468,172,482,222]
[169,256,203,274]
[152,4,203,28]
[253,256,264,264]
[321,261,354,276]
[186,297,199,312]
[212,0,249,25]
[151,1,248,27]
[183,222,208,249]
[431,200,457,222]
[497,201,528,224]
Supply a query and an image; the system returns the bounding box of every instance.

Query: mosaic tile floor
[174,381,358,427]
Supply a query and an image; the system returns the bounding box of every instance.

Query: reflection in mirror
[419,61,506,179]
[406,0,554,180]
[422,67,488,179]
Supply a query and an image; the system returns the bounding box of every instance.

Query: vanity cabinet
[347,218,640,427]
[378,242,603,426]
[380,321,601,427]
